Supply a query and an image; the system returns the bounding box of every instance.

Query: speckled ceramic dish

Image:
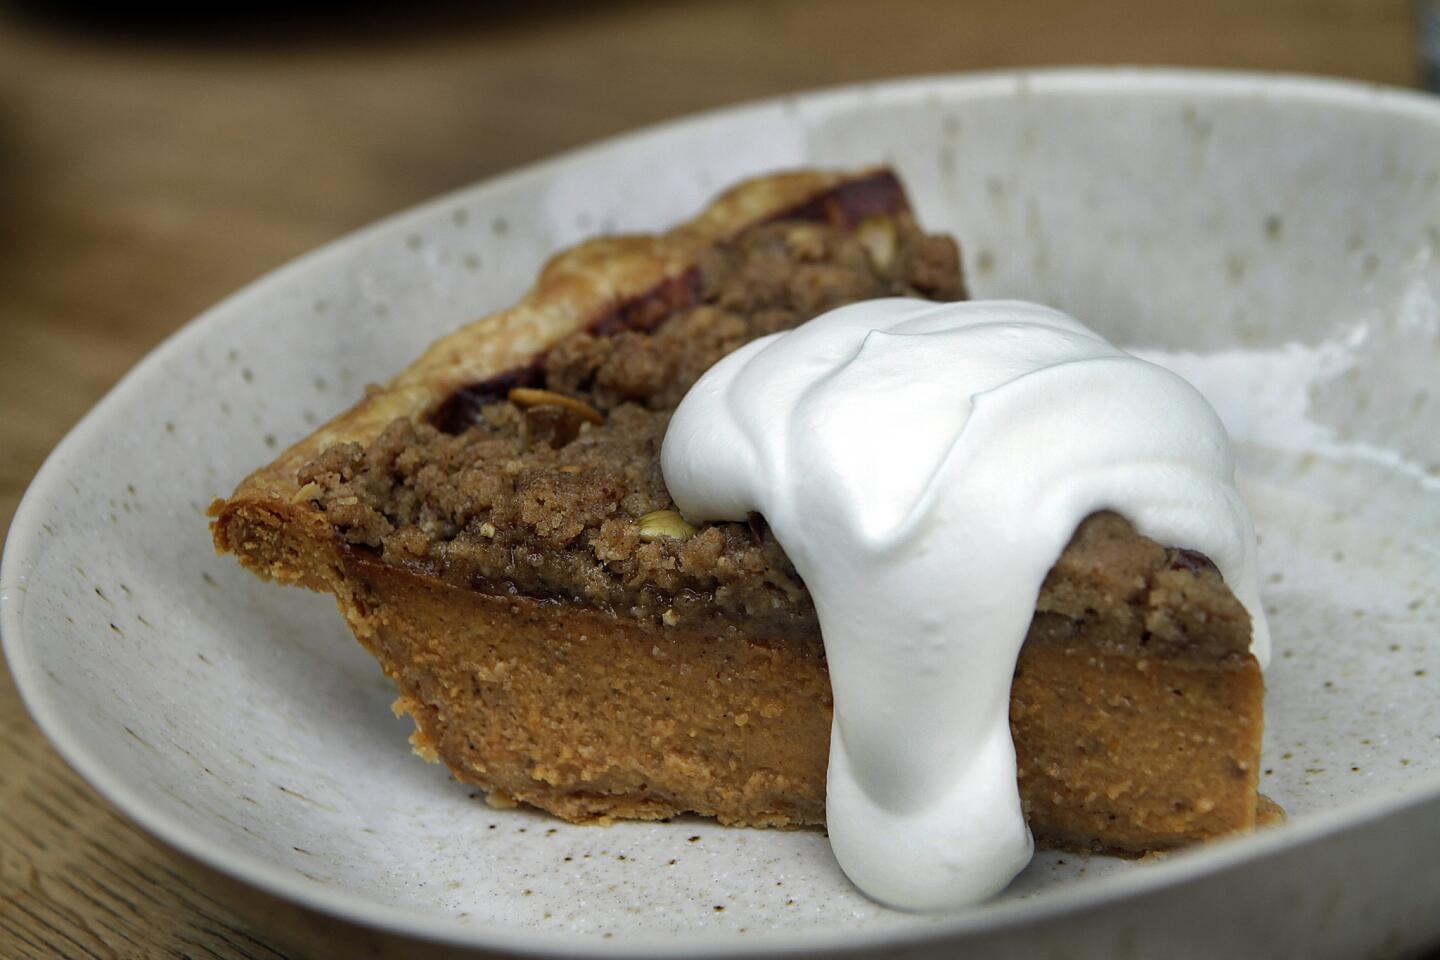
[4,69,1439,959]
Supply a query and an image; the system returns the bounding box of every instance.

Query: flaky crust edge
[208,168,894,582]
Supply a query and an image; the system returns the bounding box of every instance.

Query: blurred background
[0,1,1426,957]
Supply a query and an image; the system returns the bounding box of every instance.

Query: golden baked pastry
[211,168,1266,854]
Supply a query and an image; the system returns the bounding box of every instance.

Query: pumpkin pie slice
[211,168,1267,854]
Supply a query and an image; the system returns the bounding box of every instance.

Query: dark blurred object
[1422,0,1440,90]
[4,0,587,46]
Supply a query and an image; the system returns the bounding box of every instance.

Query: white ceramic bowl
[4,69,1439,959]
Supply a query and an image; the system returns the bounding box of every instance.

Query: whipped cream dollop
[660,298,1269,912]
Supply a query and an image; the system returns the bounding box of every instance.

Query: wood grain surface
[0,1,1424,957]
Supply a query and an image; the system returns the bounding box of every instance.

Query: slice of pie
[211,168,1267,855]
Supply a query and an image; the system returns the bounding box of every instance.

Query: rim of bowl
[5,66,1440,958]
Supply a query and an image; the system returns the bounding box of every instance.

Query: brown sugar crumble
[295,215,1250,658]
[296,217,962,636]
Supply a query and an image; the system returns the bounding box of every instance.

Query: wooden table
[0,2,1423,956]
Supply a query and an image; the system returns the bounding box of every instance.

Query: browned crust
[211,169,905,573]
